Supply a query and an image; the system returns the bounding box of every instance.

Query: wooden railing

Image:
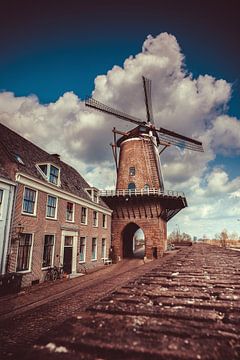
[99,188,185,198]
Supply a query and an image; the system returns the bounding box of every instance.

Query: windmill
[85,76,203,260]
[85,76,203,192]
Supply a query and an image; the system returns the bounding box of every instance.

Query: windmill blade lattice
[156,127,203,152]
[85,97,145,126]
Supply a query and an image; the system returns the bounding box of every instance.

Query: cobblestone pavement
[0,257,170,359]
[25,244,240,360]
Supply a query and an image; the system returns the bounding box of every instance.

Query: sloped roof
[0,164,12,181]
[0,122,109,209]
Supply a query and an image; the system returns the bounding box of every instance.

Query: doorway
[122,223,145,259]
[63,236,73,274]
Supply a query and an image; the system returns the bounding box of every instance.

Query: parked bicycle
[45,265,64,282]
[78,263,87,274]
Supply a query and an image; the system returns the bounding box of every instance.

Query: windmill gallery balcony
[99,188,185,198]
[99,188,187,222]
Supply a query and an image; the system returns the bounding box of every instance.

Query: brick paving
[25,244,240,360]
[0,258,167,358]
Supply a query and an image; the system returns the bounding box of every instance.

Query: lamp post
[175,224,180,242]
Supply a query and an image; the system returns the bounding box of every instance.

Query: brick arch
[122,222,145,259]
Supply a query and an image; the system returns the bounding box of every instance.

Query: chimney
[51,153,60,160]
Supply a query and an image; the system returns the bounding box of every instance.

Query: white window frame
[46,194,58,220]
[66,202,75,222]
[80,206,88,225]
[0,188,4,220]
[36,163,61,187]
[41,234,55,269]
[102,214,107,229]
[21,186,38,216]
[91,237,97,261]
[79,236,86,263]
[101,238,107,260]
[93,210,98,227]
[16,233,34,273]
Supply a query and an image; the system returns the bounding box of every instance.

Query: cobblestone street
[1,244,240,360]
[28,244,239,360]
[0,257,164,358]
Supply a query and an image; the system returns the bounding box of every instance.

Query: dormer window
[86,188,99,203]
[39,164,48,176]
[36,163,60,186]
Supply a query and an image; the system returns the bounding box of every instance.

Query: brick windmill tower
[86,77,203,260]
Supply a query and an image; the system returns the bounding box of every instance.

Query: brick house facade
[0,123,111,288]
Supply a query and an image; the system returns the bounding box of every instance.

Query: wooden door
[63,247,72,274]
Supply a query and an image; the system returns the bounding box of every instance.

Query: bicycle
[45,265,64,282]
[78,263,88,275]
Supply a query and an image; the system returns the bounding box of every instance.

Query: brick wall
[116,137,161,190]
[109,198,167,260]
[9,184,111,287]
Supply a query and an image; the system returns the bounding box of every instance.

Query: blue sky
[1,0,239,108]
[1,0,240,238]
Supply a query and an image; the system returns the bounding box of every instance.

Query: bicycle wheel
[45,270,51,282]
[52,269,58,281]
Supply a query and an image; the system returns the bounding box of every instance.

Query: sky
[0,0,240,238]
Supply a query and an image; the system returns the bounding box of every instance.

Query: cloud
[0,32,239,237]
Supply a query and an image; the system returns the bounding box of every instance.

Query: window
[17,233,33,272]
[128,182,136,191]
[101,238,106,259]
[91,238,97,260]
[79,237,86,262]
[93,190,98,203]
[93,210,98,227]
[42,235,54,268]
[129,167,136,176]
[81,207,87,224]
[86,188,99,203]
[49,165,59,185]
[0,189,3,217]
[64,236,73,246]
[22,187,37,215]
[102,214,107,228]
[66,202,74,222]
[39,164,48,175]
[46,195,57,218]
[143,184,150,191]
[37,163,60,186]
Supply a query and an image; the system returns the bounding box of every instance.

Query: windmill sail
[156,126,203,152]
[142,76,154,124]
[85,97,144,126]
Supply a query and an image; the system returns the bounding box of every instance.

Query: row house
[0,123,112,288]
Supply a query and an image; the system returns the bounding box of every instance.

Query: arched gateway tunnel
[101,189,187,261]
[122,223,145,259]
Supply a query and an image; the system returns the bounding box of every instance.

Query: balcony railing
[99,188,185,198]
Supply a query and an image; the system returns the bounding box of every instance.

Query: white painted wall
[0,179,15,274]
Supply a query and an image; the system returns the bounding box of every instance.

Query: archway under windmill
[122,223,145,259]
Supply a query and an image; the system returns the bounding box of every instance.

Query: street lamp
[175,224,180,242]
